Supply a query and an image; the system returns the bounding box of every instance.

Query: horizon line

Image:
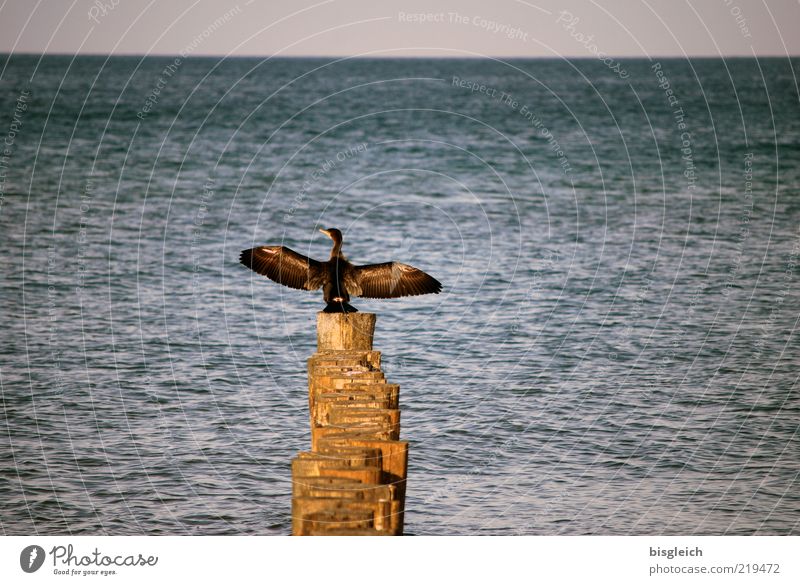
[1,51,799,60]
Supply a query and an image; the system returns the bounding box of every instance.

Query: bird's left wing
[346,262,442,298]
[240,246,325,291]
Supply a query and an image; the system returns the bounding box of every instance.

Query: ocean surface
[1,55,798,535]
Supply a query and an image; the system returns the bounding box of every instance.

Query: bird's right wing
[348,262,442,298]
[240,246,325,291]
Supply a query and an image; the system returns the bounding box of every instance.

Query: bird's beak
[319,229,330,238]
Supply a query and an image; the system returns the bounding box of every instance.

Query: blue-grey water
[1,56,798,535]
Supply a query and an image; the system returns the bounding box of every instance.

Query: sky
[0,0,798,58]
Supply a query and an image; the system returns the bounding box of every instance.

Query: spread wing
[347,262,442,299]
[240,246,325,291]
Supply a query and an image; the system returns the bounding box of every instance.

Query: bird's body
[321,253,356,312]
[240,228,442,312]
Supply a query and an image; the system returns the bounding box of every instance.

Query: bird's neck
[329,241,344,260]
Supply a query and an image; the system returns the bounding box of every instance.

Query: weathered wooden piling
[291,313,408,535]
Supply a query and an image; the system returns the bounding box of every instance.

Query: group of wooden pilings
[291,313,408,535]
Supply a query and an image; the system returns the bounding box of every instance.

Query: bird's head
[319,228,343,244]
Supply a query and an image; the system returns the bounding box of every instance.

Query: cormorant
[240,228,442,313]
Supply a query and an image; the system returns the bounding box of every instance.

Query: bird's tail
[323,301,358,313]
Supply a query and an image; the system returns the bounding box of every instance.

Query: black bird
[240,228,442,313]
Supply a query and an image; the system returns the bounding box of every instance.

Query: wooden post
[291,312,408,535]
[316,313,376,351]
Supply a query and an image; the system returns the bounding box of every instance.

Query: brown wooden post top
[316,312,376,351]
